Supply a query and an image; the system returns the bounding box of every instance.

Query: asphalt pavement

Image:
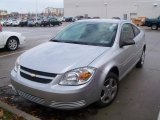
[0,25,160,120]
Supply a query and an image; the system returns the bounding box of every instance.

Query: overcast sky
[0,0,64,13]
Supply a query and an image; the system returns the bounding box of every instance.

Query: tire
[151,24,158,30]
[6,37,19,51]
[96,72,119,107]
[35,23,38,27]
[136,50,145,68]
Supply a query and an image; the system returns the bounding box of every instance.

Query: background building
[45,7,64,16]
[0,10,7,19]
[64,0,160,19]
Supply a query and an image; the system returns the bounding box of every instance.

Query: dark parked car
[19,19,28,27]
[49,18,62,26]
[145,16,160,30]
[40,19,50,27]
[112,17,121,20]
[65,17,73,22]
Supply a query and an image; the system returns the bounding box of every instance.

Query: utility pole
[36,0,38,21]
[104,3,108,18]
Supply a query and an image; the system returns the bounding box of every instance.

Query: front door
[118,23,137,77]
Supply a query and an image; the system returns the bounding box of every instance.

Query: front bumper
[11,70,100,110]
[19,35,26,45]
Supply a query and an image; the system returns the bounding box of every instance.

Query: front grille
[20,66,57,84]
[49,100,86,109]
[21,66,57,78]
[18,90,45,104]
[20,72,52,84]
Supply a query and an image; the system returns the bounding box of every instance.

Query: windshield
[53,22,118,47]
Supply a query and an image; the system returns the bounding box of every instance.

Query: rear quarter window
[132,25,140,37]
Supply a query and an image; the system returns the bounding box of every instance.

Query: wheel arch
[101,65,120,84]
[143,45,146,52]
[6,36,20,45]
[108,66,119,78]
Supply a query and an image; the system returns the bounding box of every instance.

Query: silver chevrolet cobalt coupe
[11,19,146,110]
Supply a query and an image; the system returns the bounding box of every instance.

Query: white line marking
[158,111,160,120]
[0,50,26,58]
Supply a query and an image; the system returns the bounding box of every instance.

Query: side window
[132,25,140,37]
[51,19,56,22]
[120,23,134,42]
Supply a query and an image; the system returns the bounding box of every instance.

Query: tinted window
[53,22,118,47]
[132,25,140,37]
[121,23,134,42]
[50,19,57,22]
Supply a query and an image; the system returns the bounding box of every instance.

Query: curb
[0,101,40,120]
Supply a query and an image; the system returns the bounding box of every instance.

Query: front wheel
[6,37,19,51]
[96,72,119,107]
[136,50,145,68]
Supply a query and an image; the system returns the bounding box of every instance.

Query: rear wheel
[6,37,19,51]
[97,72,119,107]
[151,24,158,30]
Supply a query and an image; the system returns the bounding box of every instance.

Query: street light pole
[75,3,79,18]
[104,3,108,18]
[36,0,38,21]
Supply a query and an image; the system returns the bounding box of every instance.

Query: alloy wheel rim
[8,39,18,50]
[101,78,118,104]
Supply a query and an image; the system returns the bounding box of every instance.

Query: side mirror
[120,39,135,48]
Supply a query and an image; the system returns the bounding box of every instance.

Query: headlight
[14,57,20,72]
[59,67,96,86]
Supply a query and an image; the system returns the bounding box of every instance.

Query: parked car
[145,16,160,30]
[0,29,25,51]
[65,17,73,22]
[19,19,28,27]
[5,19,13,26]
[74,16,84,21]
[11,19,146,110]
[0,20,6,26]
[112,17,121,20]
[35,18,42,26]
[27,19,36,27]
[58,17,65,22]
[49,18,62,26]
[12,19,21,26]
[40,19,50,27]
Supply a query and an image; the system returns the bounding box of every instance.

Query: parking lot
[0,24,160,120]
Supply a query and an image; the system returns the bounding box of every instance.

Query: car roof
[76,19,129,24]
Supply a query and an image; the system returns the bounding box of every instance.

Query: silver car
[11,19,146,110]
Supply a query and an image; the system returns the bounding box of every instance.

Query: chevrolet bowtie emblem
[30,73,36,77]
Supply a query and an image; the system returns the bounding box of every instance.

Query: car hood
[20,42,109,74]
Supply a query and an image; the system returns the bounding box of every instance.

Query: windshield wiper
[50,39,83,44]
[50,40,109,47]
